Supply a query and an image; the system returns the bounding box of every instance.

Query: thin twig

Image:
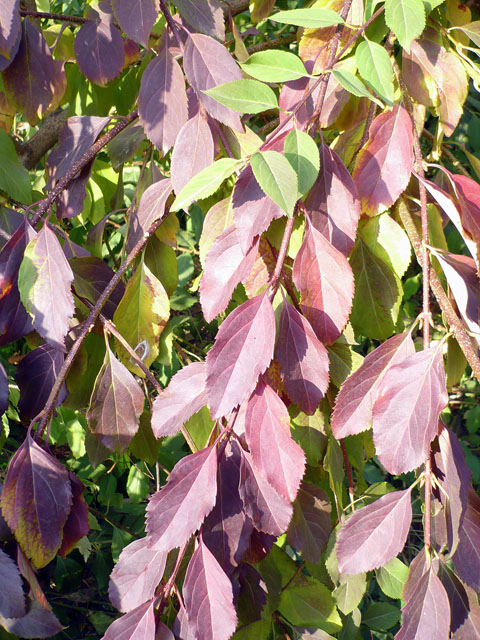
[159,0,184,51]
[268,205,299,300]
[340,440,355,508]
[20,9,87,23]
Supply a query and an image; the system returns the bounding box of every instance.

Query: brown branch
[159,0,183,51]
[340,439,355,508]
[247,34,296,54]
[221,0,250,17]
[15,109,68,170]
[20,9,87,23]
[268,205,299,300]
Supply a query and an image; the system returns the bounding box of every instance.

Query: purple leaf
[0,600,63,639]
[287,483,332,564]
[202,445,253,574]
[151,362,207,438]
[0,220,35,346]
[18,225,74,350]
[433,427,471,556]
[16,344,67,422]
[292,220,354,345]
[451,174,480,272]
[304,145,360,257]
[146,446,218,551]
[174,0,225,39]
[138,46,188,153]
[183,537,237,640]
[47,116,111,219]
[2,20,65,125]
[0,0,20,58]
[70,256,125,320]
[452,487,480,591]
[372,344,448,475]
[173,603,196,640]
[275,302,330,415]
[237,443,293,536]
[183,33,243,132]
[171,113,214,194]
[0,434,72,568]
[331,331,415,439]
[206,294,276,419]
[102,600,155,640]
[127,178,173,252]
[0,548,25,618]
[0,362,7,418]
[200,226,259,322]
[396,563,450,640]
[438,561,480,639]
[109,537,167,612]
[336,488,412,574]
[58,472,89,558]
[111,0,158,48]
[402,547,429,604]
[74,18,124,86]
[245,378,305,502]
[86,344,145,453]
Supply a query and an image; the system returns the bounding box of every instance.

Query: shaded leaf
[18,225,74,350]
[102,600,155,640]
[86,343,144,453]
[284,128,320,196]
[146,446,217,551]
[151,362,208,438]
[127,178,173,252]
[58,472,89,558]
[171,113,214,194]
[0,129,31,203]
[359,213,412,279]
[270,8,344,28]
[452,488,480,591]
[292,221,354,345]
[174,0,225,39]
[203,79,278,114]
[333,573,367,616]
[0,548,25,618]
[74,18,124,86]
[336,488,413,574]
[111,0,159,48]
[240,50,308,83]
[438,561,480,639]
[70,256,125,320]
[183,537,237,640]
[450,174,480,273]
[0,600,64,639]
[332,331,415,439]
[332,69,384,108]
[385,0,425,53]
[250,150,298,217]
[287,483,332,564]
[0,435,72,568]
[363,602,400,631]
[0,0,20,58]
[372,344,448,475]
[376,557,409,600]
[206,294,276,419]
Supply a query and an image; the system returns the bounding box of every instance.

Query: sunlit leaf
[355,40,394,106]
[171,114,214,194]
[102,600,155,640]
[203,79,278,114]
[284,128,320,196]
[270,8,344,28]
[250,150,298,217]
[332,69,384,108]
[385,0,426,53]
[74,17,124,87]
[111,0,159,48]
[240,50,308,83]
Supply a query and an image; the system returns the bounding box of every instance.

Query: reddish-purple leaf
[352,104,414,215]
[304,145,360,257]
[0,600,63,639]
[336,488,412,574]
[0,220,35,346]
[0,362,7,419]
[245,378,305,502]
[18,225,75,350]
[433,427,471,556]
[237,443,293,536]
[58,472,89,558]
[451,174,480,273]
[151,362,207,438]
[74,18,124,86]
[275,302,329,415]
[206,294,276,419]
[70,257,125,320]
[171,113,215,194]
[86,344,145,453]
[102,600,155,640]
[146,446,218,551]
[292,220,354,345]
[372,344,448,475]
[0,435,72,568]
[174,0,225,39]
[0,27,20,72]
[0,548,25,618]
[2,20,65,125]
[109,537,167,612]
[202,445,253,574]
[331,331,415,439]
[242,235,276,298]
[173,603,196,640]
[452,487,480,591]
[200,226,259,322]
[47,116,111,219]
[183,33,243,132]
[127,178,173,252]
[139,46,188,153]
[402,547,429,604]
[183,537,237,640]
[396,564,450,640]
[438,561,480,639]
[111,0,158,48]
[287,483,332,564]
[0,0,19,58]
[16,344,68,422]
[435,251,479,334]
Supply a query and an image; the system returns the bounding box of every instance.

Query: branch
[20,9,87,23]
[247,34,296,54]
[15,109,68,170]
[220,0,250,17]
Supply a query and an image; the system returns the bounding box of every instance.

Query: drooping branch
[15,109,68,170]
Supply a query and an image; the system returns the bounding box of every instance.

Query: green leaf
[144,235,178,297]
[126,464,150,503]
[184,406,215,451]
[450,21,480,48]
[130,411,161,465]
[171,158,243,212]
[355,40,394,106]
[363,602,401,631]
[113,259,170,376]
[0,129,32,203]
[203,79,278,114]
[240,50,308,83]
[423,0,445,15]
[333,573,367,615]
[284,128,320,196]
[250,150,298,216]
[332,69,384,108]
[270,8,345,28]
[359,214,411,279]
[385,0,426,53]
[278,574,342,633]
[376,557,409,599]
[231,620,271,640]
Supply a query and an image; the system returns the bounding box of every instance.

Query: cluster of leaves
[0,0,479,639]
